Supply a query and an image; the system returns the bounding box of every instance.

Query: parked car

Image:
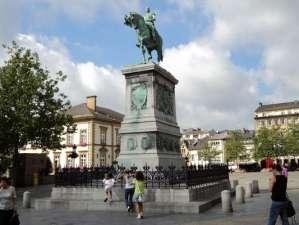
[238,162,261,172]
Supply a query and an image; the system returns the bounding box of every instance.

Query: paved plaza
[17,171,299,225]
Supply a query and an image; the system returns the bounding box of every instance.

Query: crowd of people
[102,170,145,219]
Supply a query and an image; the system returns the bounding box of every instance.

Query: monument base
[117,63,184,170]
[117,152,184,170]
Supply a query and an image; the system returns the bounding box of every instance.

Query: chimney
[86,96,97,111]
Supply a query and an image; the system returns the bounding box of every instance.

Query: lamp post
[112,160,118,171]
[68,144,78,167]
[185,156,189,168]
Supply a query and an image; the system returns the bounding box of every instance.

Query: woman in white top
[0,177,17,224]
[103,173,115,203]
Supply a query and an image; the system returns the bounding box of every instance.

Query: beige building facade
[20,96,123,169]
[255,101,299,130]
[181,129,255,166]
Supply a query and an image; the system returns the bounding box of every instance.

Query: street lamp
[112,160,118,171]
[184,156,189,167]
[68,144,78,167]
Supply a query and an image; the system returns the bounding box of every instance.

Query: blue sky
[1,0,299,129]
[18,1,214,67]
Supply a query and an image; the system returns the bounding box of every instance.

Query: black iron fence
[54,164,229,189]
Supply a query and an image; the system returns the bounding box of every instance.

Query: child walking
[133,171,145,219]
[103,173,115,203]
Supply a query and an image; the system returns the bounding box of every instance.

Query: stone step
[34,197,221,214]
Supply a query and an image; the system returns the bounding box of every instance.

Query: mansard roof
[67,103,124,123]
[255,101,299,113]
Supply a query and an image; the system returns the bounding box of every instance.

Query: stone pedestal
[117,63,184,170]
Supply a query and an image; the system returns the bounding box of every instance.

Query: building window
[115,128,120,145]
[80,153,87,167]
[66,133,73,146]
[80,129,87,145]
[66,156,74,168]
[191,155,195,161]
[100,126,107,145]
[267,119,271,126]
[54,153,60,169]
[100,149,106,166]
[115,148,120,158]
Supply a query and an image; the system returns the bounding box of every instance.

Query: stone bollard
[23,191,31,208]
[221,190,233,213]
[232,180,239,192]
[235,185,245,204]
[245,182,253,198]
[252,180,259,193]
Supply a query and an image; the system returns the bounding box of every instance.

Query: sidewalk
[18,188,299,225]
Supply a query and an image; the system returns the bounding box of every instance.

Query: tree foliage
[198,142,220,163]
[282,125,299,157]
[253,126,294,160]
[0,42,74,175]
[224,131,247,163]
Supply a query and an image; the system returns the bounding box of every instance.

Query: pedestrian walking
[123,170,134,212]
[266,164,289,225]
[282,163,288,179]
[133,171,145,219]
[0,177,19,225]
[103,173,115,203]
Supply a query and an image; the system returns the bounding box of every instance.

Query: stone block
[221,190,233,213]
[252,180,259,193]
[245,182,253,198]
[235,185,245,204]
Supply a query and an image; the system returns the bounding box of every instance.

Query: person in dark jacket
[267,164,289,225]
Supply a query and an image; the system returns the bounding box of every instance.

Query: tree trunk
[11,146,18,186]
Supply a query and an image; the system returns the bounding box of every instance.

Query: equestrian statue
[124,8,163,63]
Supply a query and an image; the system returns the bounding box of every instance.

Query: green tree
[284,125,299,157]
[0,42,74,179]
[253,127,285,160]
[224,131,247,164]
[198,142,220,164]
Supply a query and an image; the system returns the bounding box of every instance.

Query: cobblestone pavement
[18,189,299,225]
[16,172,299,225]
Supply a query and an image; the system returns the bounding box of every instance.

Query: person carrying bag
[266,164,289,225]
[286,193,296,225]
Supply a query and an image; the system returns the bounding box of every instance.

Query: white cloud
[205,1,299,103]
[16,34,125,112]
[162,40,257,129]
[0,0,22,63]
[161,0,299,129]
